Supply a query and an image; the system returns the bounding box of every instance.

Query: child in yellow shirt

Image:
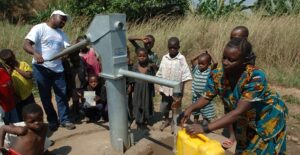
[0,49,36,121]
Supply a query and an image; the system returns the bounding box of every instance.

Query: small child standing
[190,51,216,124]
[230,26,256,65]
[77,36,102,76]
[0,104,47,155]
[80,75,107,122]
[156,37,192,132]
[129,48,155,129]
[128,35,159,71]
[230,25,249,39]
[0,49,35,122]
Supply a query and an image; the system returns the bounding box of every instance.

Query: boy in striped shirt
[190,51,216,124]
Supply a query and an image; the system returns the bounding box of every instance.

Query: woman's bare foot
[221,139,235,149]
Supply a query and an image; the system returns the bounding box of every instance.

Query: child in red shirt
[0,63,19,123]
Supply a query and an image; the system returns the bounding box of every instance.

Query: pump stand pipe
[119,68,182,153]
[118,69,181,95]
[45,38,90,61]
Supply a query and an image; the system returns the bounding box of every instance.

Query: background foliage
[196,0,251,19]
[1,0,300,23]
[255,0,300,15]
[29,0,189,24]
[0,0,300,87]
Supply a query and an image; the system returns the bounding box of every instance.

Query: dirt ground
[46,116,236,155]
[272,86,300,155]
[47,121,238,155]
[41,84,300,155]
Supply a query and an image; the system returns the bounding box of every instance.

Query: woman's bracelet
[202,123,211,133]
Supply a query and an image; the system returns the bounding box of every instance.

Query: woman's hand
[180,108,192,126]
[180,97,211,126]
[185,124,204,135]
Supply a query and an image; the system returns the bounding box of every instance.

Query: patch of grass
[127,13,300,88]
[282,95,300,105]
[1,13,299,89]
[292,114,300,121]
[0,22,32,62]
[262,64,300,88]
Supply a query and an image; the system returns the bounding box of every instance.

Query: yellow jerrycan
[176,128,225,155]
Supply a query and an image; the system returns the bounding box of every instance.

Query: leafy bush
[196,0,251,19]
[27,0,188,24]
[64,0,188,21]
[28,0,70,24]
[107,0,189,21]
[254,0,300,16]
[66,0,107,17]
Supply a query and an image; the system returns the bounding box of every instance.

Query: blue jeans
[4,108,19,124]
[16,94,36,121]
[32,64,70,127]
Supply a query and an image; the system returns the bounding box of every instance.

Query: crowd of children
[0,11,287,154]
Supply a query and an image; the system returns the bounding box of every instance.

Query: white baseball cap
[50,10,69,20]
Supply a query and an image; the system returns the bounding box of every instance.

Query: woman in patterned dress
[181,38,287,154]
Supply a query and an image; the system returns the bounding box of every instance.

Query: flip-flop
[221,139,235,149]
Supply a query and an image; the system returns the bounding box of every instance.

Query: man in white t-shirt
[23,10,75,131]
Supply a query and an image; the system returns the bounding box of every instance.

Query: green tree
[66,0,107,17]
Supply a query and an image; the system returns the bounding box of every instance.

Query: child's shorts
[160,94,181,114]
[160,93,173,114]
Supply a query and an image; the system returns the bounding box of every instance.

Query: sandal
[221,139,235,149]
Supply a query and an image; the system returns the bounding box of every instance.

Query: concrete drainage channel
[124,130,175,155]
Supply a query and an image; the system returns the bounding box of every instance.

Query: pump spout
[45,38,90,61]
